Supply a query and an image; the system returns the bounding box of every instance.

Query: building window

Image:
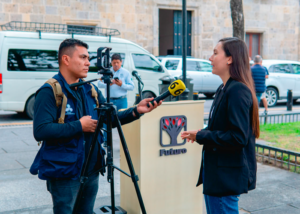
[246,33,261,60]
[67,24,96,35]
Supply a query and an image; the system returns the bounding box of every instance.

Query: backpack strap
[81,78,99,108]
[45,78,67,124]
[89,83,99,108]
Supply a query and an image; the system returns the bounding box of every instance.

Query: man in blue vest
[251,55,266,104]
[30,39,161,214]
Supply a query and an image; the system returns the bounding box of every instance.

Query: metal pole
[287,89,293,111]
[180,0,190,100]
[182,0,187,84]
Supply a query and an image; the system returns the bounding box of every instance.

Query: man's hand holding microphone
[80,79,187,132]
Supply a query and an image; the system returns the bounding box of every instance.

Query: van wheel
[265,87,278,107]
[142,91,155,99]
[25,96,35,119]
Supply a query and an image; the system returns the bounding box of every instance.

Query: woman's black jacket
[196,78,257,197]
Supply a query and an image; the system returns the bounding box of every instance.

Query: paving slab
[0,195,121,214]
[251,204,299,214]
[255,163,300,187]
[1,141,38,153]
[22,139,39,147]
[0,155,24,171]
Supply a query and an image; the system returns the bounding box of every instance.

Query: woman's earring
[227,62,228,65]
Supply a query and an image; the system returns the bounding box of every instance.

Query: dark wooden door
[173,10,192,56]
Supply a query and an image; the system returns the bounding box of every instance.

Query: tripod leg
[114,114,147,214]
[106,107,116,214]
[72,113,105,214]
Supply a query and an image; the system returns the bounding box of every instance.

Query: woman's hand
[181,130,201,143]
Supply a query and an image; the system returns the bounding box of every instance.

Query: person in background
[181,37,259,214]
[98,53,134,110]
[261,65,269,115]
[98,53,135,146]
[250,55,266,105]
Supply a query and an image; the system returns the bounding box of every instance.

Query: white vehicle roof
[261,59,300,69]
[0,31,150,53]
[159,56,210,62]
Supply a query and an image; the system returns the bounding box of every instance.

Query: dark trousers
[46,173,99,214]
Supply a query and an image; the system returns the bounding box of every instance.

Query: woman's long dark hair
[219,37,260,138]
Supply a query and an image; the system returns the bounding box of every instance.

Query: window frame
[67,24,96,35]
[246,33,261,59]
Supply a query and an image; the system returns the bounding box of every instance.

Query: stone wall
[0,0,299,60]
[244,0,300,60]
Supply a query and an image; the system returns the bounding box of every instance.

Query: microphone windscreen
[168,80,186,96]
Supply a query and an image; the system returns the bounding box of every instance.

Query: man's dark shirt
[250,64,266,93]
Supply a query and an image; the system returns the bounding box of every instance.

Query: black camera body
[97,47,112,74]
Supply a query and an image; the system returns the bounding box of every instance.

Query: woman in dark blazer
[181,37,259,214]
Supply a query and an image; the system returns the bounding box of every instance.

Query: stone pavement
[0,126,300,214]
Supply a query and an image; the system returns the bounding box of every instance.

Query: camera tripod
[71,67,147,214]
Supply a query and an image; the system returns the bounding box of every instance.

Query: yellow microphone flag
[168,80,186,96]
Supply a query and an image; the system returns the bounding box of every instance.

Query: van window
[132,54,161,72]
[165,60,179,70]
[8,49,59,71]
[89,52,125,72]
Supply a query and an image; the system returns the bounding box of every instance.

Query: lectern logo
[160,115,187,147]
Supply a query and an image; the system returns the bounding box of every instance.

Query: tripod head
[96,47,114,103]
[97,47,113,78]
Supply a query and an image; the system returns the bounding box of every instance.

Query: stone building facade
[0,0,299,60]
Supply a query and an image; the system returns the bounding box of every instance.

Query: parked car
[157,56,222,98]
[250,60,300,107]
[0,27,170,119]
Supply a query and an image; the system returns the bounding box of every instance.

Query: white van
[0,31,170,119]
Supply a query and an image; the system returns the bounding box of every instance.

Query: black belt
[110,95,127,100]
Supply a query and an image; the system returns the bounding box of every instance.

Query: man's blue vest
[251,64,266,93]
[30,73,105,180]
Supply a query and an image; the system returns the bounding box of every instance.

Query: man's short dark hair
[58,39,89,65]
[111,53,122,62]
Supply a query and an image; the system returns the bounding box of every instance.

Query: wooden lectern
[120,101,205,214]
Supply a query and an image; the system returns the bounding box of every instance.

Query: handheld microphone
[132,70,144,85]
[147,80,186,107]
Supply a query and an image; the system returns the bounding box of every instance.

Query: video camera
[97,47,112,74]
